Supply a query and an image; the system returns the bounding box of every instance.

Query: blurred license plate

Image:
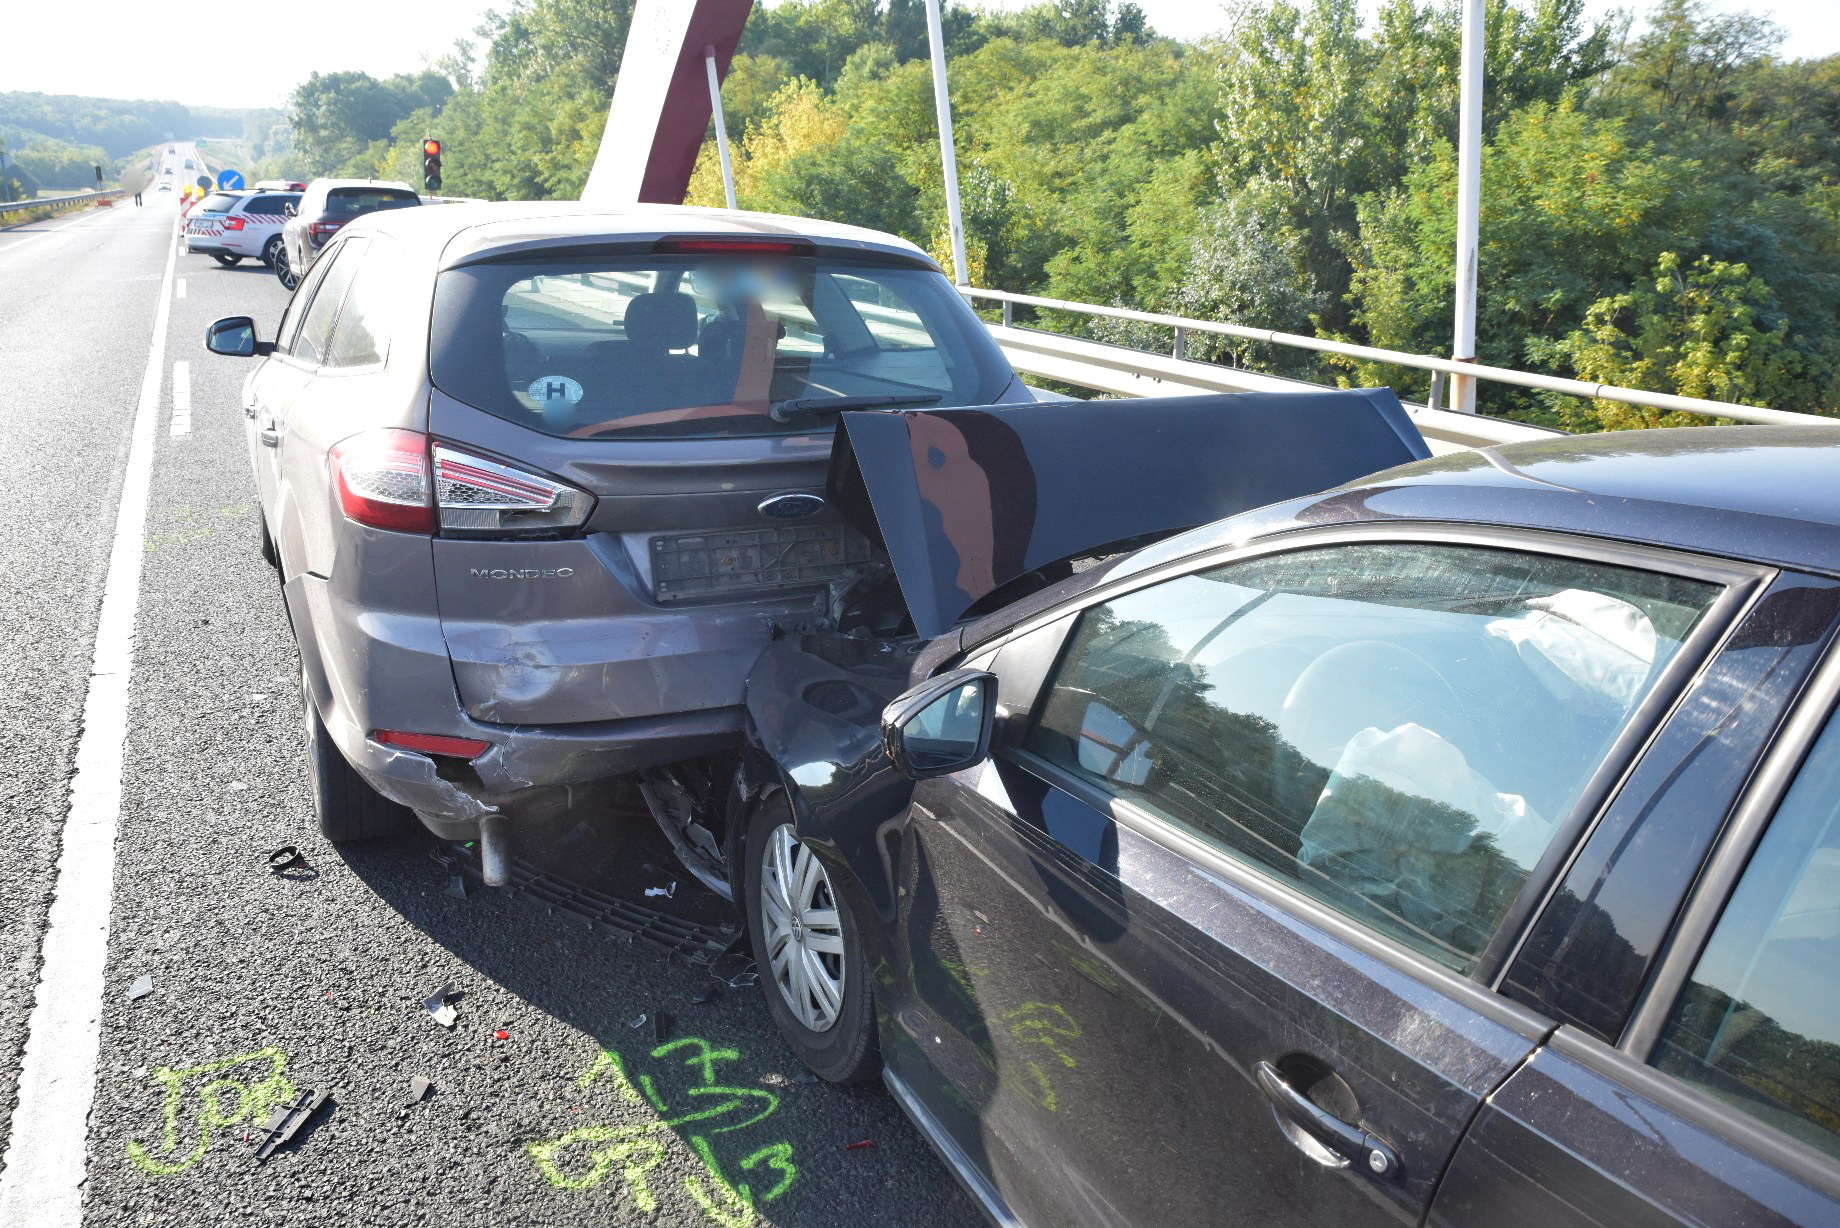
[651,524,871,603]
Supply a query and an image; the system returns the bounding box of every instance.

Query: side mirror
[283,202,297,217]
[881,668,997,780]
[204,316,272,358]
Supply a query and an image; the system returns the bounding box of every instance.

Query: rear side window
[1653,707,1840,1161]
[325,240,402,369]
[293,240,365,367]
[429,254,1014,440]
[1025,542,1720,973]
[246,194,296,216]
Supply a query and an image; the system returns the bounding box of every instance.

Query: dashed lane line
[0,218,178,1227]
[175,278,186,300]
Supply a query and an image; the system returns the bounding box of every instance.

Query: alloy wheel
[759,823,847,1033]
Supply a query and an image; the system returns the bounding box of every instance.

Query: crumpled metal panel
[829,390,1431,640]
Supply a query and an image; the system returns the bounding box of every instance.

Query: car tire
[274,243,299,291]
[260,235,282,268]
[743,795,881,1083]
[301,665,412,842]
[214,253,241,267]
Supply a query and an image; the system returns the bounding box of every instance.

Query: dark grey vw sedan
[725,416,1840,1226]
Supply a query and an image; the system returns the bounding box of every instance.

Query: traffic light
[421,138,442,194]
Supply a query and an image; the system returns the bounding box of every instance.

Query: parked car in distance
[275,178,419,289]
[183,189,300,267]
[725,420,1840,1226]
[198,202,1035,882]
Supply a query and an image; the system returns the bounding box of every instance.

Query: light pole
[1451,0,1484,412]
[924,0,970,287]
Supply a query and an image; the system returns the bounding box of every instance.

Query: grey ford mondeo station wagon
[202,202,1027,877]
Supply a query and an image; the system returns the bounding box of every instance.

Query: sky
[4,0,1836,111]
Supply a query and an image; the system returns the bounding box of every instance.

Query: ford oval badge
[758,493,826,520]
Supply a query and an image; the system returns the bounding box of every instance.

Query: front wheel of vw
[744,797,880,1083]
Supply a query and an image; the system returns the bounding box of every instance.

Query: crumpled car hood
[828,389,1430,639]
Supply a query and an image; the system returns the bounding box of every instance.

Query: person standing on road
[134,190,142,206]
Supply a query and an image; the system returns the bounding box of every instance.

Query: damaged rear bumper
[289,569,744,841]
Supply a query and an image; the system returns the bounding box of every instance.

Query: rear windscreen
[429,253,1015,439]
[325,189,419,217]
[198,193,242,213]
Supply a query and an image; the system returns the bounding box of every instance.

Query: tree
[1557,252,1830,428]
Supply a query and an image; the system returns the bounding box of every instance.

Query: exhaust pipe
[478,814,511,887]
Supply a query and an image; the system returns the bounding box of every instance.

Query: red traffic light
[422,139,442,157]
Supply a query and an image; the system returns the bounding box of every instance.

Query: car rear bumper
[289,559,751,840]
[184,234,229,254]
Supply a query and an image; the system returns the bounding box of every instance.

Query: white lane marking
[175,277,186,299]
[169,361,191,436]
[0,218,177,1228]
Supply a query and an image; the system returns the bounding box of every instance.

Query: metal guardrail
[987,323,1555,454]
[964,286,1834,429]
[0,190,122,218]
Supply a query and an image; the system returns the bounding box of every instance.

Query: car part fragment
[252,1089,331,1162]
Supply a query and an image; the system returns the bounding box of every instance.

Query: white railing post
[925,0,971,287]
[703,46,738,210]
[1452,0,1484,412]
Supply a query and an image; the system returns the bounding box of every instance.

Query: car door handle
[1254,1061,1402,1180]
[259,424,279,447]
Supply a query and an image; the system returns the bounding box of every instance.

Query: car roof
[1118,424,1840,580]
[338,201,937,272]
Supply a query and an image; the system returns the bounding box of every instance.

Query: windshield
[429,254,1015,439]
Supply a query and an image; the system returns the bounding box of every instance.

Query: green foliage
[1556,251,1828,429]
[289,71,454,176]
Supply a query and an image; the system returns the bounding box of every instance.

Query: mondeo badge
[757,493,825,520]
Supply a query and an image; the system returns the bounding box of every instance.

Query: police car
[183,189,302,268]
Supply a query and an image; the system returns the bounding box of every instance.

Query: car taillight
[308,220,341,241]
[373,730,490,759]
[328,429,435,534]
[432,444,593,535]
[328,431,592,537]
[222,216,245,231]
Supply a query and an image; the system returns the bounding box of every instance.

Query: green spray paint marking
[127,1047,295,1175]
[530,1037,800,1225]
[576,1048,640,1102]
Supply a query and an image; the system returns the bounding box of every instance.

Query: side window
[293,239,366,368]
[325,240,400,368]
[1024,542,1721,973]
[275,248,340,357]
[1652,707,1840,1161]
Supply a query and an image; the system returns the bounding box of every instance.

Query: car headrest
[623,291,698,351]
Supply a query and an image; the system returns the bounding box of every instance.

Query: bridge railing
[962,286,1831,431]
[0,190,124,219]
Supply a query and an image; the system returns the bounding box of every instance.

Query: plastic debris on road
[252,1088,331,1162]
[126,975,154,1001]
[407,1076,432,1104]
[424,982,460,1029]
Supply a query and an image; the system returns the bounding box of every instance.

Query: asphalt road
[0,181,982,1226]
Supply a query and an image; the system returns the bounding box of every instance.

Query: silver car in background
[203,202,1026,878]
